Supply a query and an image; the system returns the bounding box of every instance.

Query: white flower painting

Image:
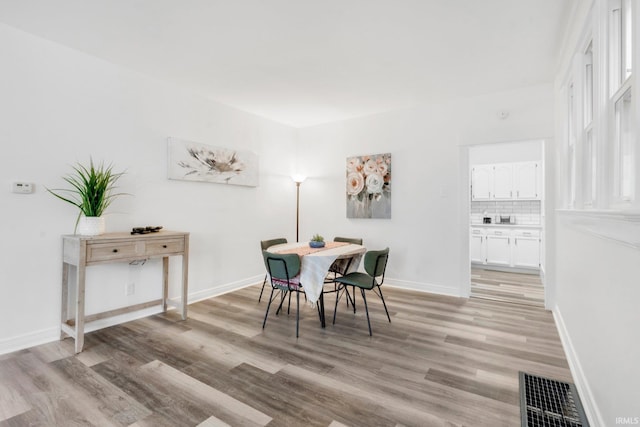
[167,138,259,187]
[346,153,391,218]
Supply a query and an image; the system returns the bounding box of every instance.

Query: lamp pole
[295,181,301,242]
[292,175,306,242]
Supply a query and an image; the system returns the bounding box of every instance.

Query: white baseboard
[0,326,60,355]
[384,277,464,298]
[187,275,263,303]
[0,275,264,356]
[553,306,605,427]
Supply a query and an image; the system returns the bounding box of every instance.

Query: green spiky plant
[311,234,324,242]
[47,159,127,229]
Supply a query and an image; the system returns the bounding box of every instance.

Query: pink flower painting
[346,153,391,218]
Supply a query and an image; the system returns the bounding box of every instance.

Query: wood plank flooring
[0,283,571,426]
[471,267,545,307]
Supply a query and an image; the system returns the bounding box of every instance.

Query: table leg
[181,238,189,320]
[75,263,86,353]
[319,292,326,328]
[60,263,69,340]
[162,257,169,312]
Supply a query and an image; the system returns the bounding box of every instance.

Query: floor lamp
[292,175,306,242]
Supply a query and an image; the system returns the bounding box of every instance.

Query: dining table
[267,241,367,326]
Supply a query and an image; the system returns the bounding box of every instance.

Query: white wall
[469,139,543,165]
[0,24,298,353]
[554,221,640,426]
[550,1,640,424]
[297,84,554,296]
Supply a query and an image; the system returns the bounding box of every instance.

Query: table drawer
[514,229,540,238]
[87,242,141,262]
[145,238,185,256]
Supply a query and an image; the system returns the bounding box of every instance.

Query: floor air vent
[519,372,589,427]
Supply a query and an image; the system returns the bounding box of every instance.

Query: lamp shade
[291,174,307,184]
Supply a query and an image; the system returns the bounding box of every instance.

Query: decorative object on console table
[346,153,391,219]
[131,226,163,235]
[167,137,259,187]
[309,234,326,248]
[47,158,127,236]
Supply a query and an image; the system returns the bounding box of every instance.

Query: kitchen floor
[471,267,544,307]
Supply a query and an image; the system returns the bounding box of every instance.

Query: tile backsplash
[470,200,541,225]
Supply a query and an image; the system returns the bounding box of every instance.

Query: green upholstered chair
[261,250,306,338]
[326,236,364,309]
[258,238,288,302]
[333,248,390,336]
[329,237,363,274]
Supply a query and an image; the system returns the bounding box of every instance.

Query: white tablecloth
[267,242,366,304]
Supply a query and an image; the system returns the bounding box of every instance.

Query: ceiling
[0,0,572,127]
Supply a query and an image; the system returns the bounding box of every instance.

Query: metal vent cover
[519,372,589,427]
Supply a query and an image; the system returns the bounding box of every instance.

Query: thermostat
[12,182,34,194]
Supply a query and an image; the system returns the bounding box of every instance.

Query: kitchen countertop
[470,223,542,229]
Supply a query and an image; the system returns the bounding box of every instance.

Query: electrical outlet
[126,282,135,296]
[12,182,34,194]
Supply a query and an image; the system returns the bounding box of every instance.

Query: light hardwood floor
[0,283,571,426]
[471,267,545,307]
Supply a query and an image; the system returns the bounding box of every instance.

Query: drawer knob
[112,249,119,253]
[163,245,168,248]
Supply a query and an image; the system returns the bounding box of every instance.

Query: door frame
[458,139,555,309]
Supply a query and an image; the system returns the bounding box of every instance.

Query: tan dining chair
[333,248,390,336]
[258,238,287,302]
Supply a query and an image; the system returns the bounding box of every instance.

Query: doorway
[466,140,546,307]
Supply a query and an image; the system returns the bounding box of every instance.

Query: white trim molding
[384,277,464,298]
[557,208,640,249]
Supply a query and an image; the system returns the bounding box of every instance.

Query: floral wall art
[346,153,391,218]
[167,137,259,187]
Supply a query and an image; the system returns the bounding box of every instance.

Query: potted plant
[47,159,126,236]
[309,233,326,248]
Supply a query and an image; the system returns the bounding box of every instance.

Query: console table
[60,230,189,353]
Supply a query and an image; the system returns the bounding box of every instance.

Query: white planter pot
[77,216,105,236]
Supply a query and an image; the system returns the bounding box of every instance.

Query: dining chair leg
[347,286,356,312]
[376,285,391,322]
[361,288,372,336]
[258,274,268,302]
[295,290,300,338]
[350,286,357,313]
[342,286,356,313]
[287,289,292,315]
[333,284,342,325]
[275,289,287,315]
[262,287,276,329]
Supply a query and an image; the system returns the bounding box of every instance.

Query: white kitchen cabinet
[470,228,485,263]
[470,226,541,270]
[513,161,540,199]
[485,231,511,266]
[471,165,492,200]
[512,229,541,268]
[492,164,513,199]
[470,161,541,201]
